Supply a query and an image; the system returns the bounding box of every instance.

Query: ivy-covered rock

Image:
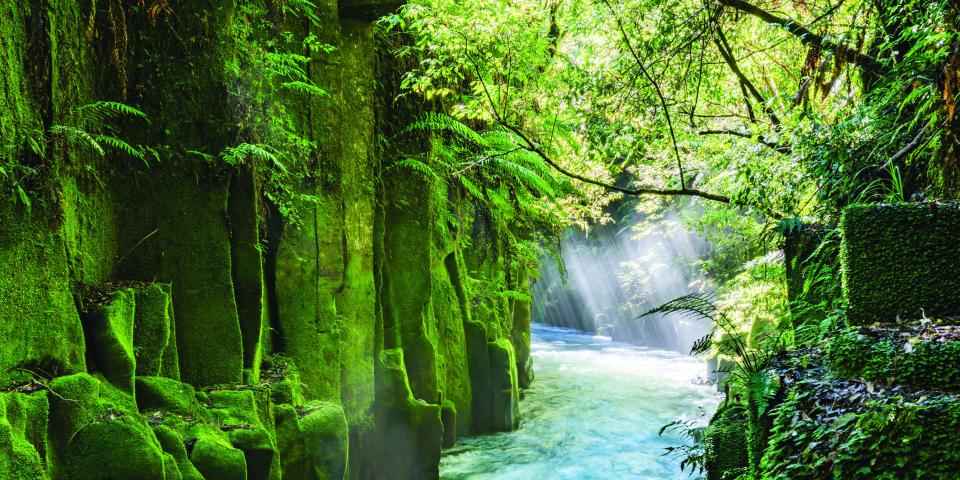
[760,378,960,479]
[840,203,960,324]
[828,326,960,391]
[704,405,749,480]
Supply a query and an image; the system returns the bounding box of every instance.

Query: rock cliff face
[0,1,531,478]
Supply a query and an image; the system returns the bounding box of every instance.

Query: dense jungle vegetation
[0,0,958,478]
[376,0,960,477]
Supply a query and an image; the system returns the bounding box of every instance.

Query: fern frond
[491,157,555,196]
[281,81,328,97]
[407,112,485,146]
[455,175,485,202]
[186,150,215,163]
[221,143,288,173]
[389,158,439,179]
[77,101,149,123]
[639,292,720,323]
[49,125,104,157]
[95,135,147,164]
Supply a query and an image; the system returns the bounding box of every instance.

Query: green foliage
[840,203,960,324]
[760,380,960,479]
[50,101,154,166]
[828,327,960,391]
[224,0,336,224]
[642,292,785,475]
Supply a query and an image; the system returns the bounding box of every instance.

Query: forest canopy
[379,0,960,230]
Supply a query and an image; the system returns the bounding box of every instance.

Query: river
[440,324,720,479]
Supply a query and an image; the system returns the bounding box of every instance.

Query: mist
[532,209,712,354]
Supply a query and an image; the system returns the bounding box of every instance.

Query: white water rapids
[440,324,720,479]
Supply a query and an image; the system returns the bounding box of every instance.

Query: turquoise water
[440,324,720,479]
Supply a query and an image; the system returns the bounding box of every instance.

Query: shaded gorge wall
[0,1,529,479]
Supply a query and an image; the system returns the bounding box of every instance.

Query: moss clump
[153,425,205,480]
[136,376,199,417]
[186,425,247,480]
[261,355,305,406]
[204,389,278,480]
[133,284,179,379]
[83,289,137,393]
[840,203,960,324]
[488,338,520,432]
[275,401,349,480]
[828,327,960,390]
[376,349,442,479]
[46,373,167,480]
[704,405,748,480]
[440,399,457,449]
[0,391,49,479]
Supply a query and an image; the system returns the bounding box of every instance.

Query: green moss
[186,425,247,480]
[375,349,442,479]
[228,169,267,385]
[134,284,179,379]
[704,405,749,480]
[827,328,960,390]
[0,391,49,480]
[261,355,305,407]
[135,376,199,417]
[464,320,494,433]
[153,425,205,480]
[205,389,279,480]
[440,399,457,449]
[488,338,520,432]
[84,289,137,393]
[274,401,349,480]
[840,203,960,324]
[0,205,86,381]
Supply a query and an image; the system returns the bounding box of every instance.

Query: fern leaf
[77,101,149,123]
[95,135,147,164]
[389,158,438,179]
[281,81,328,97]
[49,125,104,157]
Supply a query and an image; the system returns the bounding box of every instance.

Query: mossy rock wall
[0,1,530,478]
[841,203,960,324]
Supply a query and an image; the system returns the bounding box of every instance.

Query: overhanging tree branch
[719,0,886,75]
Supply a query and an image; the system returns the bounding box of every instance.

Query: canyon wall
[0,1,530,478]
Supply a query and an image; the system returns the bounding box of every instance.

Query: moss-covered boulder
[136,376,199,417]
[275,401,349,480]
[153,425,205,480]
[704,405,748,480]
[133,284,180,379]
[46,373,167,480]
[828,326,960,391]
[84,289,138,393]
[186,425,247,480]
[205,389,279,480]
[440,399,457,449]
[841,203,960,324]
[464,320,494,433]
[376,348,442,479]
[0,391,49,479]
[488,338,520,432]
